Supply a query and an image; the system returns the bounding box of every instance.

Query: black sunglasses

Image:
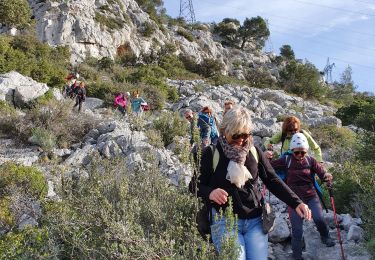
[232,132,251,140]
[293,151,307,156]
[287,128,298,133]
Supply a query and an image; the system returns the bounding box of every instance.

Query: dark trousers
[288,196,329,259]
[74,97,83,112]
[117,106,126,115]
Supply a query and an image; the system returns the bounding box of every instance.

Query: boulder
[0,71,49,107]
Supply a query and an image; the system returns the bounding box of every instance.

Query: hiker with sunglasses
[197,106,312,260]
[197,106,219,148]
[264,116,322,162]
[270,133,334,260]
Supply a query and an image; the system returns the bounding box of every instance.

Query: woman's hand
[295,203,312,220]
[323,173,333,185]
[209,188,228,205]
[264,150,274,159]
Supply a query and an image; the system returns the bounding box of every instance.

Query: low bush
[0,35,69,88]
[153,111,188,146]
[0,99,99,149]
[142,22,155,37]
[331,161,375,239]
[177,29,194,42]
[199,58,223,78]
[0,101,19,135]
[95,12,125,30]
[29,127,56,152]
[40,156,218,258]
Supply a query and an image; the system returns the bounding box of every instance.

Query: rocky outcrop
[168,79,342,145]
[0,71,49,107]
[26,0,274,77]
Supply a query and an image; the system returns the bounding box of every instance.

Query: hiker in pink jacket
[113,92,129,115]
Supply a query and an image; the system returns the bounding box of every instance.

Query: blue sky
[163,0,375,94]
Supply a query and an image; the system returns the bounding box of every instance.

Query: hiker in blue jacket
[131,91,146,115]
[197,106,219,147]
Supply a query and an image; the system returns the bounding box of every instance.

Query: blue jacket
[197,112,218,140]
[131,97,146,113]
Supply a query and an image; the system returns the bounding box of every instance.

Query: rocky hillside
[22,0,276,79]
[0,71,371,259]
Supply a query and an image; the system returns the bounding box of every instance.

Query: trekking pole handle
[327,184,334,197]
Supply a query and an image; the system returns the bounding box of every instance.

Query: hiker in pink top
[113,92,129,115]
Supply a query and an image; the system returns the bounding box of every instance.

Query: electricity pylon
[179,0,196,24]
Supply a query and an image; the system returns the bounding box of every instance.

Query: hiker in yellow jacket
[264,116,322,162]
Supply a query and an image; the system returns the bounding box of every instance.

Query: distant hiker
[184,109,196,146]
[223,100,235,115]
[63,72,79,98]
[264,116,322,162]
[131,91,146,115]
[197,106,312,260]
[73,82,86,112]
[197,106,219,148]
[270,133,334,260]
[114,92,129,115]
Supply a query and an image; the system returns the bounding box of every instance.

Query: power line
[267,22,375,55]
[271,28,375,61]
[292,0,375,17]
[198,0,375,38]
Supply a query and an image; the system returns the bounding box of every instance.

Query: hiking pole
[327,184,346,260]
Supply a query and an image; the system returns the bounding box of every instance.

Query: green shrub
[142,22,155,37]
[199,58,223,78]
[172,137,191,164]
[0,101,18,135]
[336,95,375,131]
[177,29,195,42]
[331,161,375,240]
[41,156,217,258]
[145,129,164,148]
[279,60,328,100]
[309,124,357,163]
[153,111,188,146]
[0,0,31,28]
[367,239,375,257]
[159,54,198,79]
[2,99,99,149]
[356,131,375,163]
[244,67,277,89]
[0,227,53,259]
[279,44,295,60]
[98,56,115,70]
[95,12,125,30]
[0,35,69,88]
[29,127,56,152]
[0,162,47,199]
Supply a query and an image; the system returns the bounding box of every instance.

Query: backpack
[284,155,327,211]
[193,145,259,241]
[276,129,310,180]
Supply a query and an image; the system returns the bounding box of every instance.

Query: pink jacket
[114,94,127,108]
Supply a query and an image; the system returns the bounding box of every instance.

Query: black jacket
[197,143,302,219]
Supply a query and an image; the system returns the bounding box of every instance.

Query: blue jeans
[210,208,268,260]
[289,196,329,259]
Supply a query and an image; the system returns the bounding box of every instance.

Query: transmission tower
[323,57,335,83]
[265,19,275,54]
[179,0,196,24]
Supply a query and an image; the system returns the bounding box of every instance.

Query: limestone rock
[0,71,49,107]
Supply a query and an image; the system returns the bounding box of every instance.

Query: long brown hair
[281,116,301,135]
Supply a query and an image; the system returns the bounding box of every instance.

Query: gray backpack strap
[211,145,220,173]
[305,156,311,167]
[286,155,292,169]
[250,146,258,164]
